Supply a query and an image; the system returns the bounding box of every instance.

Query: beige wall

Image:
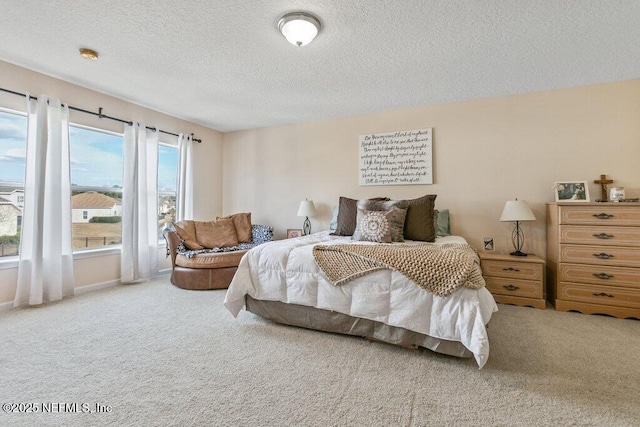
[2,59,639,307]
[223,79,640,256]
[0,60,224,305]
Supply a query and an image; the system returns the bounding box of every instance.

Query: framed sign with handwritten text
[359,128,432,186]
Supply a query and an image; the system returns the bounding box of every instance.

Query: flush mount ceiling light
[79,48,99,60]
[278,12,321,47]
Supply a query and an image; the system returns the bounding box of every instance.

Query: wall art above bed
[359,128,432,186]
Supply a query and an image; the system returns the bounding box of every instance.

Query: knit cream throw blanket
[313,242,486,297]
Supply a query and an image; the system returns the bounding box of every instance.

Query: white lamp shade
[297,200,316,217]
[500,200,536,222]
[278,13,321,47]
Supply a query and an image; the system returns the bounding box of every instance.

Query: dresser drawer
[485,277,542,299]
[560,244,640,268]
[481,260,543,281]
[557,282,640,309]
[559,225,640,247]
[559,205,640,226]
[559,263,640,288]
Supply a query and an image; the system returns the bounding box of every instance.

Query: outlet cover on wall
[483,237,495,251]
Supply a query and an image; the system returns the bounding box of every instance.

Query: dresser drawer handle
[593,252,614,259]
[502,267,520,272]
[503,284,520,291]
[592,292,614,298]
[593,233,614,240]
[592,213,614,219]
[593,272,614,280]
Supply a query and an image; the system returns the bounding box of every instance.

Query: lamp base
[303,217,311,236]
[510,250,528,257]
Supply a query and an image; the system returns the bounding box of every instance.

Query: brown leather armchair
[165,229,246,290]
[164,223,273,290]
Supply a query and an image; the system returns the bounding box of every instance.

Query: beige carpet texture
[1,276,639,427]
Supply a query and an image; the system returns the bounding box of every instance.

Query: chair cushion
[175,249,248,269]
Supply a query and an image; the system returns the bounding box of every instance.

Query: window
[69,125,124,250]
[2,110,176,255]
[158,143,179,240]
[0,109,27,257]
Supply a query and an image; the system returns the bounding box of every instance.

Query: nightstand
[478,252,546,309]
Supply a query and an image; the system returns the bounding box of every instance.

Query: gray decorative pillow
[353,209,393,243]
[331,196,389,236]
[357,199,408,242]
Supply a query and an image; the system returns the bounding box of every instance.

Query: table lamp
[297,199,316,235]
[499,199,536,256]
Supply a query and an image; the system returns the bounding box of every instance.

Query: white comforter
[224,231,498,368]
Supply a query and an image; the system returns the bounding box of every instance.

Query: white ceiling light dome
[278,12,321,47]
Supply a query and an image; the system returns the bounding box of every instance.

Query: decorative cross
[594,174,613,201]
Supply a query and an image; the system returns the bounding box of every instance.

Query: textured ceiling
[1,1,639,132]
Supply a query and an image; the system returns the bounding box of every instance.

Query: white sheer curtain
[14,95,74,307]
[176,133,194,221]
[121,123,159,283]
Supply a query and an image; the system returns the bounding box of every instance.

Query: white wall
[223,79,640,256]
[0,60,224,305]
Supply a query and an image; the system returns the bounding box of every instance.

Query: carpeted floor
[1,275,639,427]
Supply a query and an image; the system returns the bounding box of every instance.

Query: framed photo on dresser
[554,181,590,202]
[286,229,303,239]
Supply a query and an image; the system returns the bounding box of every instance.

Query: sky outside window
[69,126,123,188]
[158,144,178,193]
[1,113,178,193]
[0,110,27,184]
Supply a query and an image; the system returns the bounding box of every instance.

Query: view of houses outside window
[0,109,27,257]
[70,125,124,250]
[0,108,179,257]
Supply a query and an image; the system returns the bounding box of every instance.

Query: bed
[224,231,498,368]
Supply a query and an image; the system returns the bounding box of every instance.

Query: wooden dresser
[479,252,546,309]
[546,202,640,319]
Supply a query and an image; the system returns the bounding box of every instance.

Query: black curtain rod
[0,87,202,143]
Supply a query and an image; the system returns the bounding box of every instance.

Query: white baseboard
[0,300,14,312]
[74,278,123,295]
[0,272,171,312]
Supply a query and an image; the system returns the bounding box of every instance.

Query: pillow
[437,209,451,237]
[357,199,408,242]
[353,209,393,243]
[331,196,389,236]
[172,221,204,250]
[217,212,252,243]
[194,218,239,249]
[403,194,437,242]
[252,224,274,245]
[329,206,339,231]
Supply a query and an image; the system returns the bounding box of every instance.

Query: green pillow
[437,209,450,236]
